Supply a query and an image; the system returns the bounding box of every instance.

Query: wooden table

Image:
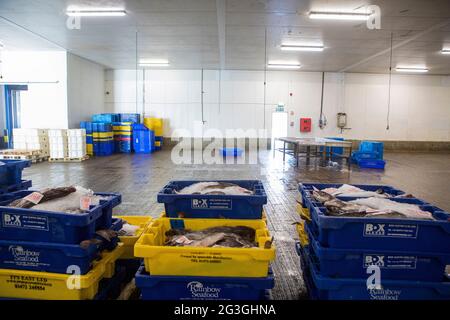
[273,137,353,167]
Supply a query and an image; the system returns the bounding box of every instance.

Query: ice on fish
[9,186,110,214]
[350,197,434,220]
[177,182,253,195]
[118,223,140,236]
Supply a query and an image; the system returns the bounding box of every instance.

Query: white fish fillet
[350,197,434,220]
[177,182,253,195]
[322,184,388,198]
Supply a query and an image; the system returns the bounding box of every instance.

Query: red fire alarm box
[300,118,312,132]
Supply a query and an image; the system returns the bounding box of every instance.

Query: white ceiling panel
[0,0,448,73]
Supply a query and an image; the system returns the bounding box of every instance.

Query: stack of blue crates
[0,160,32,194]
[297,183,450,300]
[0,189,122,299]
[352,141,385,169]
[135,180,274,300]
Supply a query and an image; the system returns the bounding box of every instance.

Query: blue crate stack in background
[296,183,450,300]
[133,180,276,300]
[81,113,163,156]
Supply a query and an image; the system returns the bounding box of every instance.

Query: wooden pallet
[0,154,48,162]
[48,155,89,163]
[0,149,43,156]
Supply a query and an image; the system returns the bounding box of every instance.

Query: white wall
[67,53,105,128]
[106,69,450,141]
[1,51,68,129]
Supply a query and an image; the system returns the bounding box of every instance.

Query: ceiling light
[441,49,450,55]
[281,45,324,52]
[139,60,170,67]
[309,11,370,21]
[267,63,301,69]
[395,67,428,73]
[66,9,127,17]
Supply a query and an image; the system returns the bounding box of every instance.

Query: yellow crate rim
[134,217,275,261]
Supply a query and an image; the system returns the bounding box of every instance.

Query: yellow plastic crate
[86,144,93,156]
[144,117,163,136]
[102,243,125,278]
[296,203,311,222]
[115,215,153,259]
[0,244,123,300]
[134,217,275,278]
[113,125,132,131]
[296,221,309,247]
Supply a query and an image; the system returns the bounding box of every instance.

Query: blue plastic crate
[133,124,155,154]
[94,264,128,300]
[298,183,406,209]
[303,244,450,300]
[0,160,30,188]
[0,190,122,244]
[118,113,140,123]
[136,265,274,300]
[0,179,32,195]
[307,203,450,253]
[158,180,267,219]
[80,121,93,134]
[92,114,119,123]
[358,159,386,169]
[359,141,384,160]
[0,218,122,275]
[95,141,114,156]
[219,147,243,157]
[305,223,450,282]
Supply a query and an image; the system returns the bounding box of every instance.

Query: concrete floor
[23,150,450,300]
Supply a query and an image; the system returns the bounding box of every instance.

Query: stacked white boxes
[13,128,49,156]
[67,129,87,159]
[48,129,68,159]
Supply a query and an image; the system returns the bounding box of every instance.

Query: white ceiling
[0,0,449,74]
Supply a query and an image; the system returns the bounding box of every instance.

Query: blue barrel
[133,124,155,154]
[80,121,93,134]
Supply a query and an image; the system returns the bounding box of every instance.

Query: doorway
[4,85,28,149]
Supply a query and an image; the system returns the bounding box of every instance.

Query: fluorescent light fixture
[267,63,301,69]
[441,49,450,55]
[281,45,324,52]
[309,11,370,21]
[395,67,429,73]
[139,59,170,67]
[66,9,127,17]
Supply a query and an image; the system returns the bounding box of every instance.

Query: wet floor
[23,150,450,300]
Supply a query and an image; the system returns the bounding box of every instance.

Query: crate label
[368,288,402,300]
[186,281,222,299]
[363,223,418,239]
[2,213,49,231]
[79,196,91,211]
[5,274,51,292]
[6,246,48,268]
[24,192,44,205]
[364,255,417,269]
[191,198,232,210]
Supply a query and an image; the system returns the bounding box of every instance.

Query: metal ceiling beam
[216,0,226,69]
[339,18,450,73]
